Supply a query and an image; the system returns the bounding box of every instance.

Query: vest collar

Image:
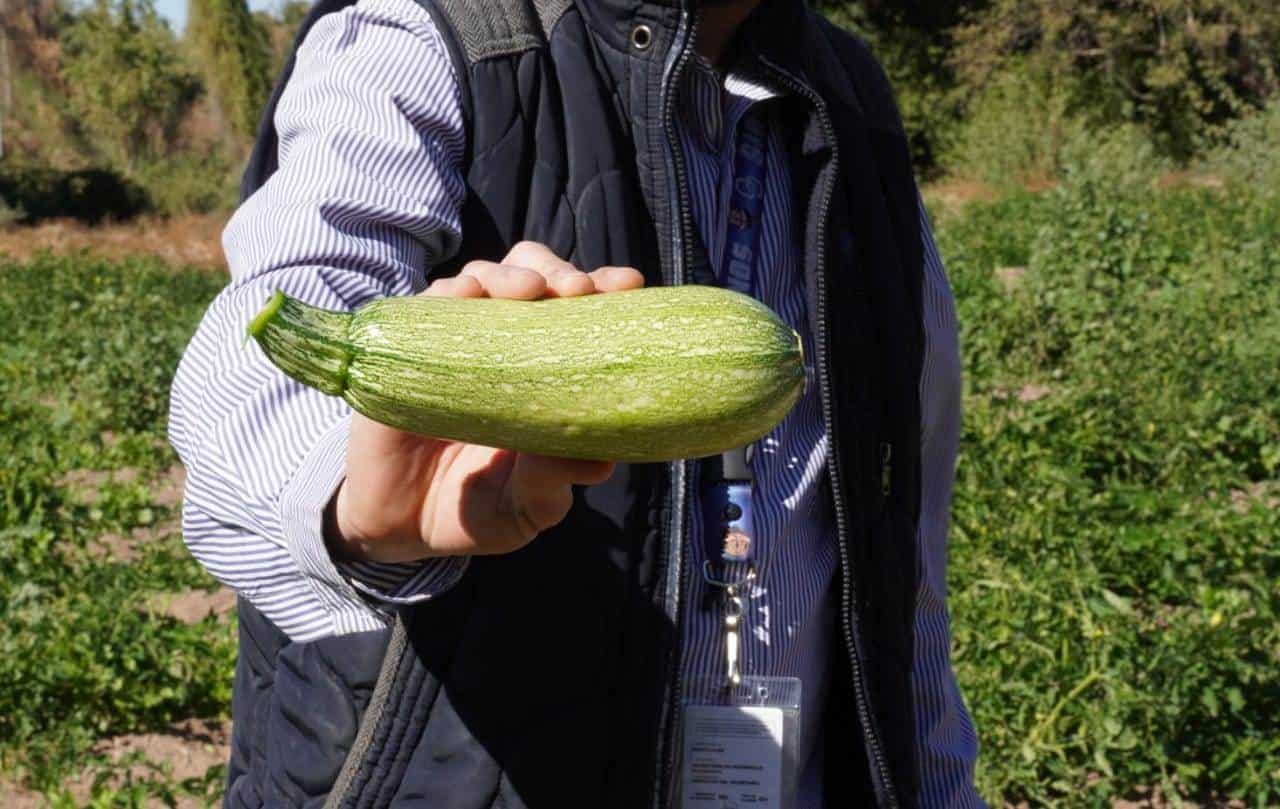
[575,0,813,83]
[736,0,810,70]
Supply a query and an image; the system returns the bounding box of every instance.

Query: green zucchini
[247,285,804,462]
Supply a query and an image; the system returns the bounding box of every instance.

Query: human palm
[325,243,644,564]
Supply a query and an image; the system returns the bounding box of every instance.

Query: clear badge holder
[677,675,802,809]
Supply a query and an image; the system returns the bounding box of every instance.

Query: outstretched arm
[168,0,472,641]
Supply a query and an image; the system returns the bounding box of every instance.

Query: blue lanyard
[704,110,768,575]
[719,111,768,297]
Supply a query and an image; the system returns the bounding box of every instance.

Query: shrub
[58,0,203,172]
[188,0,274,141]
[132,148,240,217]
[941,58,1085,187]
[1203,100,1280,196]
[0,166,148,224]
[950,0,1280,162]
[819,0,966,174]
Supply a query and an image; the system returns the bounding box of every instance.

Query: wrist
[322,482,364,563]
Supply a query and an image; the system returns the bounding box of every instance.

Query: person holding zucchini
[169,0,983,806]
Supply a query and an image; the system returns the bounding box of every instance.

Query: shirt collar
[679,51,787,153]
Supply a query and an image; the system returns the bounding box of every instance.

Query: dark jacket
[228,0,927,806]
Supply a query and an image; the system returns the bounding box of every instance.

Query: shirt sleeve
[910,196,987,808]
[167,0,470,642]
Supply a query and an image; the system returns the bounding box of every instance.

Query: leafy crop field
[934,138,1280,805]
[0,255,234,806]
[0,145,1277,805]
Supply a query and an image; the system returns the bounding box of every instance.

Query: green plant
[941,58,1086,187]
[256,0,310,76]
[1203,100,1280,196]
[818,0,967,174]
[1,113,1278,805]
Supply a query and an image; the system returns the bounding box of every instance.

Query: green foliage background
[932,110,1280,804]
[58,0,202,172]
[4,0,1280,211]
[0,0,1277,806]
[827,0,1280,182]
[187,0,273,141]
[1,109,1276,805]
[0,0,278,218]
[0,255,235,804]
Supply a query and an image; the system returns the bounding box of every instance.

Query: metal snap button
[630,24,653,51]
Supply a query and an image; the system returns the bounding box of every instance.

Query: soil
[143,588,237,625]
[1,719,231,807]
[0,779,45,808]
[1229,481,1280,514]
[1017,384,1053,403]
[67,465,187,562]
[922,178,997,215]
[89,718,232,782]
[152,466,188,509]
[995,266,1028,293]
[0,215,227,270]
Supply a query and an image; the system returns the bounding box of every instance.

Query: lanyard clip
[724,584,745,687]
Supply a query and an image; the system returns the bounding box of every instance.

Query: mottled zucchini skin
[249,286,805,462]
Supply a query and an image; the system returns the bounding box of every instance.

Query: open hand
[325,242,645,564]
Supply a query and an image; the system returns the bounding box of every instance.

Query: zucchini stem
[246,290,286,340]
[247,292,355,397]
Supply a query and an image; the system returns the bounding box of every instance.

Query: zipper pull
[879,441,893,499]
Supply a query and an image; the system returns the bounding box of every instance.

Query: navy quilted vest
[230,0,927,806]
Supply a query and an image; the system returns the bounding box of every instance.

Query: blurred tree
[950,0,1280,160]
[58,0,201,171]
[279,0,311,27]
[818,0,973,173]
[256,0,310,76]
[187,0,272,141]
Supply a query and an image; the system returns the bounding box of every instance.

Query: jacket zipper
[881,441,893,499]
[758,56,901,809]
[652,6,699,809]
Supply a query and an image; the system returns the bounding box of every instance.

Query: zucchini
[248,286,804,462]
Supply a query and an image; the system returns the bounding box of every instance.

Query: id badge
[677,676,802,809]
[702,480,756,562]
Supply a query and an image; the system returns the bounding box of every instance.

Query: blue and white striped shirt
[168,0,982,805]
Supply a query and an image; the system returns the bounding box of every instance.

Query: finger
[421,275,485,298]
[507,454,614,535]
[459,260,548,300]
[503,241,595,298]
[509,479,574,538]
[516,453,615,489]
[502,240,572,270]
[588,266,646,293]
[541,268,596,298]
